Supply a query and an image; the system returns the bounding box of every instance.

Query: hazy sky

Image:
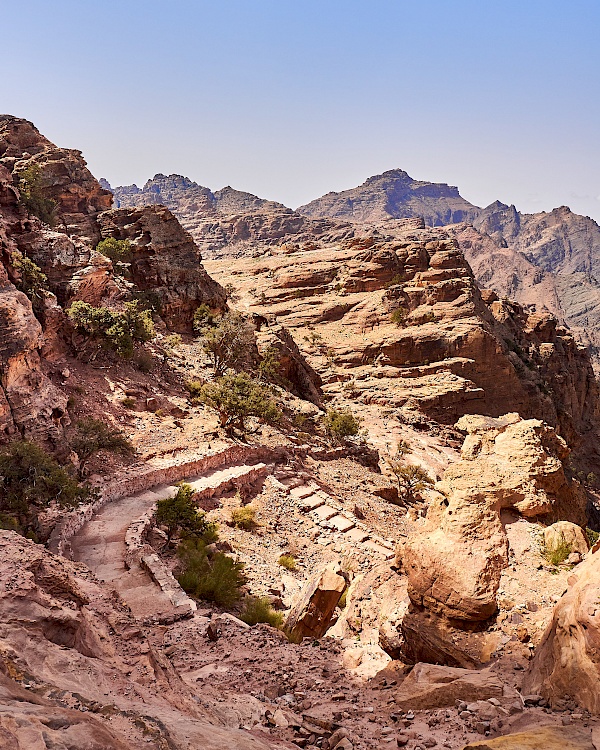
[4,0,600,220]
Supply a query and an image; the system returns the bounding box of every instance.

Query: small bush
[177,537,245,606]
[239,596,284,628]
[68,300,154,358]
[395,439,412,458]
[586,528,600,547]
[230,506,258,531]
[16,164,57,225]
[388,462,433,503]
[200,372,281,431]
[96,237,133,263]
[165,333,183,350]
[278,554,297,571]
[121,397,136,409]
[0,440,93,537]
[10,251,48,307]
[155,483,217,542]
[193,303,215,333]
[70,418,134,477]
[323,408,361,441]
[134,350,154,373]
[185,379,205,399]
[543,539,572,566]
[258,345,282,382]
[391,306,408,326]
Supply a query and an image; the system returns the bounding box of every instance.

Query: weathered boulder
[394,663,504,710]
[402,414,585,624]
[543,520,589,558]
[523,546,600,713]
[285,566,346,642]
[462,725,595,750]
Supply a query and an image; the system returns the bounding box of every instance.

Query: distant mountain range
[104,169,600,365]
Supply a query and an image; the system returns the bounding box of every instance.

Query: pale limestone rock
[523,547,600,713]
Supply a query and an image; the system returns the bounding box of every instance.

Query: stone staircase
[281,478,395,560]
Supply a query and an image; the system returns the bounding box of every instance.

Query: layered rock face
[0,166,68,441]
[295,166,600,369]
[0,115,112,243]
[205,223,599,448]
[0,118,225,330]
[97,206,226,331]
[402,414,586,626]
[523,543,600,713]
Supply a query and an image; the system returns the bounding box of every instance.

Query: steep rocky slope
[3,117,600,749]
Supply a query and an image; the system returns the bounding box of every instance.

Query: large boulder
[523,545,600,713]
[543,520,589,558]
[402,414,585,624]
[462,725,596,750]
[285,566,346,642]
[394,663,504,710]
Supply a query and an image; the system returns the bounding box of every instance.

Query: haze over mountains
[107,169,600,364]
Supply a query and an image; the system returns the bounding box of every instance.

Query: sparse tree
[388,462,433,504]
[15,164,57,225]
[10,252,48,309]
[70,418,134,477]
[200,311,255,376]
[200,371,281,432]
[323,408,361,442]
[95,237,133,263]
[155,483,216,542]
[0,441,93,537]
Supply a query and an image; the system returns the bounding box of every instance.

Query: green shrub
[165,334,183,350]
[258,345,282,382]
[200,372,281,431]
[323,408,361,441]
[395,439,412,458]
[193,304,215,333]
[121,397,136,409]
[388,462,433,503]
[0,440,93,537]
[185,379,205,399]
[134,350,154,373]
[278,554,297,571]
[586,528,600,547]
[200,311,255,376]
[239,596,284,628]
[391,306,408,326]
[155,483,217,542]
[96,237,133,263]
[177,537,246,606]
[68,300,155,358]
[543,539,572,566]
[10,251,48,306]
[15,164,57,225]
[230,506,258,531]
[70,418,134,477]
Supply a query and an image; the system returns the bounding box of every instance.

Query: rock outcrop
[97,205,226,331]
[402,414,585,624]
[462,726,596,750]
[523,544,600,713]
[0,530,273,749]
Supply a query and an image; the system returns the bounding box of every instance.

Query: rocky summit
[2,115,600,750]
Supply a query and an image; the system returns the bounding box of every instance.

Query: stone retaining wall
[49,444,283,557]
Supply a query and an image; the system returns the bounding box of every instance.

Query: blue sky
[3,0,600,219]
